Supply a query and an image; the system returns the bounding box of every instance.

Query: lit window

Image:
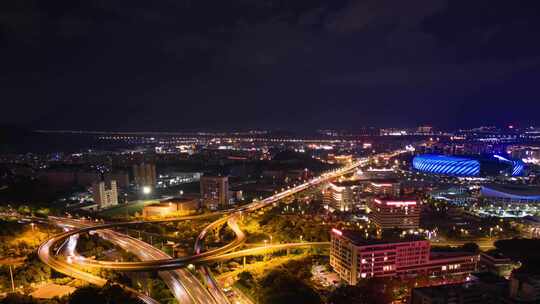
[361,273,367,278]
[441,266,447,271]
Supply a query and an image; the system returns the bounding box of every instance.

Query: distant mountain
[0,125,99,154]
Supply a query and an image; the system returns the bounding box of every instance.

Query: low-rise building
[480,250,520,278]
[330,229,478,285]
[411,276,508,304]
[142,197,199,218]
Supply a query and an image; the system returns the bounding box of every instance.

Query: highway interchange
[38,150,405,303]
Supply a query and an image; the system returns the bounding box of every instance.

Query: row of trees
[0,253,52,292]
[242,201,330,243]
[236,257,324,304]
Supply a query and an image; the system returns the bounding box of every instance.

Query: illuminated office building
[330,229,479,285]
[368,198,421,230]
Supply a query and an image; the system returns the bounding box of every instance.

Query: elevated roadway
[39,150,405,302]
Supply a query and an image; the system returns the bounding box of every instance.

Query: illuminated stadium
[412,154,525,177]
[481,184,540,203]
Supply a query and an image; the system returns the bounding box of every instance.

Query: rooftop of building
[481,184,540,197]
[413,282,481,296]
[368,178,401,185]
[147,196,199,207]
[471,272,510,285]
[372,197,418,205]
[330,178,400,188]
[330,180,362,187]
[334,229,426,246]
[429,251,478,261]
[414,154,478,162]
[481,249,512,261]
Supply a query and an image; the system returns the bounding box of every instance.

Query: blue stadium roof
[412,154,480,176]
[412,154,525,177]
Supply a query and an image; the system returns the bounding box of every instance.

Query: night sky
[2,0,540,131]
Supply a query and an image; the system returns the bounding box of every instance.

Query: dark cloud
[1,0,540,131]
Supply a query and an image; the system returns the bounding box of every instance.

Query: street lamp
[142,186,151,195]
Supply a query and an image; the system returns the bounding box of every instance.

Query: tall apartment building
[368,197,421,230]
[330,229,478,285]
[132,163,156,188]
[200,175,229,209]
[92,180,118,209]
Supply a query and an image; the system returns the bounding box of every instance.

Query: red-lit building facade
[368,198,421,230]
[330,229,479,285]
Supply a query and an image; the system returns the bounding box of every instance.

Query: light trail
[38,150,406,303]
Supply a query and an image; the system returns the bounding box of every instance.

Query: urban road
[38,150,406,303]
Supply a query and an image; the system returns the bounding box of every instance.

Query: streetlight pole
[9,265,15,292]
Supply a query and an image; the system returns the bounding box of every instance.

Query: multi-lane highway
[38,233,160,304]
[50,217,219,304]
[38,150,405,303]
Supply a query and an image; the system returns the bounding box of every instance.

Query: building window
[383,265,394,272]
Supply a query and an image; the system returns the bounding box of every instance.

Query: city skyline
[2,1,540,304]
